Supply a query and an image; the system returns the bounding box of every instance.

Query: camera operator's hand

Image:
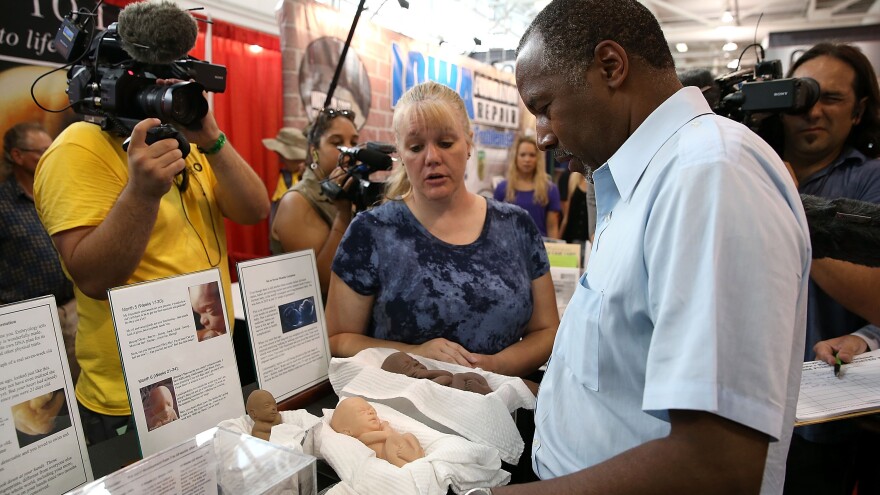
[327,165,356,219]
[126,118,187,200]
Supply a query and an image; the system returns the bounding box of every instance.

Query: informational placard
[236,250,331,402]
[108,269,244,457]
[544,241,587,317]
[0,296,91,494]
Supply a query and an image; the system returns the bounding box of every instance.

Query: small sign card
[108,269,244,457]
[236,250,331,402]
[0,296,91,494]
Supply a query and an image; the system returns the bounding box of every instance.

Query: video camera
[715,59,820,123]
[711,54,821,153]
[53,7,227,134]
[321,142,395,212]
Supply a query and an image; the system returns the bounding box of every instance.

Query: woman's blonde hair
[384,81,474,201]
[504,135,550,206]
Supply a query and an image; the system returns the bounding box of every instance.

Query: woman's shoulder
[487,198,533,223]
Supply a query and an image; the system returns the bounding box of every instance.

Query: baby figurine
[146,385,178,430]
[381,351,493,395]
[247,389,282,441]
[329,397,425,468]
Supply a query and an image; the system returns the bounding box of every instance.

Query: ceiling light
[722,42,738,52]
[727,59,739,69]
[721,10,734,23]
[675,42,688,53]
[248,44,263,54]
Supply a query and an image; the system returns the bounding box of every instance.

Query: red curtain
[105,0,282,265]
[190,30,282,262]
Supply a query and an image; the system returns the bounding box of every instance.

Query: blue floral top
[332,198,549,354]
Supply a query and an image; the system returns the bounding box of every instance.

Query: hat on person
[262,127,308,160]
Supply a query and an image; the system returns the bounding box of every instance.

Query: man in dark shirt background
[1,122,79,381]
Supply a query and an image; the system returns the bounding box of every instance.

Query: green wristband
[198,132,227,155]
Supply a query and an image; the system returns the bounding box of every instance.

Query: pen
[834,351,843,377]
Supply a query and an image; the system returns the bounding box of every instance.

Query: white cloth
[329,347,535,463]
[218,410,322,455]
[319,401,509,495]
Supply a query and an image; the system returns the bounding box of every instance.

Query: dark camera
[321,143,395,211]
[715,60,820,123]
[713,59,821,153]
[54,11,226,134]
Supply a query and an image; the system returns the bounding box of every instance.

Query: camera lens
[136,81,207,125]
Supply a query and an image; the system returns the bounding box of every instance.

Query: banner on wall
[298,36,372,130]
[391,43,519,130]
[0,1,120,140]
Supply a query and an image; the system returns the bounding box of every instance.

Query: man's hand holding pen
[814,335,871,375]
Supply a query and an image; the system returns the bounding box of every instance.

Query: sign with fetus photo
[0,296,92,494]
[108,269,245,456]
[236,250,331,403]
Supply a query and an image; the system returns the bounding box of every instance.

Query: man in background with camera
[33,1,269,444]
[781,42,880,495]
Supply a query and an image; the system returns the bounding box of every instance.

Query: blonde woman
[325,82,558,378]
[493,136,561,238]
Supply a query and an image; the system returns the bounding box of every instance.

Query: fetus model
[247,389,282,441]
[146,385,178,430]
[329,397,425,467]
[381,351,493,395]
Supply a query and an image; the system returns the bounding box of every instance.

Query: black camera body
[714,59,820,153]
[715,60,820,123]
[54,10,227,134]
[321,143,395,211]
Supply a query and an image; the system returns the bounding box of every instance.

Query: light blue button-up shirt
[532,87,811,494]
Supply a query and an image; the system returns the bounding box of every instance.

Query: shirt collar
[606,86,713,202]
[800,146,868,187]
[3,175,33,202]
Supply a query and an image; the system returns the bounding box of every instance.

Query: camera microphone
[117,1,198,65]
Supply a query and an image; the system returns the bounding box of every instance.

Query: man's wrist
[197,133,226,155]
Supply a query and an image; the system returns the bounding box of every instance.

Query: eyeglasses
[317,108,356,122]
[17,147,49,155]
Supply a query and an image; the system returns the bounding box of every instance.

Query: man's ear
[9,148,24,165]
[593,40,628,89]
[853,96,867,124]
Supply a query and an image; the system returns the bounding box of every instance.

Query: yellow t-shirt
[34,122,233,416]
[270,171,300,202]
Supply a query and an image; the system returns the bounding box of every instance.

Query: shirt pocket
[555,276,603,391]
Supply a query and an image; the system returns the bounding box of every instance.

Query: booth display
[0,296,92,494]
[66,426,317,495]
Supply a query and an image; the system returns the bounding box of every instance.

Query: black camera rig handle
[121,124,191,191]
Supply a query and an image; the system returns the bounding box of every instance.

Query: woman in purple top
[325,82,558,378]
[494,136,562,238]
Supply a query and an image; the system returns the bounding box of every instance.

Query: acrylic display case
[66,426,316,495]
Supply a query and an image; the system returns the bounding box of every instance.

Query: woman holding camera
[325,82,558,378]
[270,109,358,299]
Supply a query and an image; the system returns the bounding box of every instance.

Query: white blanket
[329,348,535,463]
[320,401,509,495]
[218,409,322,455]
